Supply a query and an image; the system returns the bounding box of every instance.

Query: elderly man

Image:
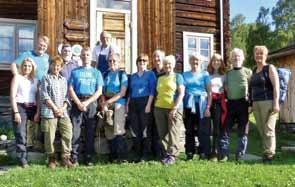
[219,48,252,162]
[92,31,119,75]
[11,35,50,151]
[69,47,104,166]
[60,43,79,81]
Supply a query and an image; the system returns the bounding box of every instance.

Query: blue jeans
[71,101,97,162]
[219,99,249,156]
[13,103,36,165]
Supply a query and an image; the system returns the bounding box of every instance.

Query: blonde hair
[20,57,36,78]
[254,45,268,56]
[163,55,176,67]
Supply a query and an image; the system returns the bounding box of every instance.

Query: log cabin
[268,43,295,132]
[0,0,230,147]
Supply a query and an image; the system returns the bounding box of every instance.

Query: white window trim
[183,31,214,72]
[0,18,37,70]
[90,0,137,73]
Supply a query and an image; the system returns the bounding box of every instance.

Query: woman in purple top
[127,53,157,162]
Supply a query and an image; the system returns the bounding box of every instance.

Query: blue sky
[230,0,278,23]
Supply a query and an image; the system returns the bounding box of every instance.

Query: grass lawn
[1,115,295,187]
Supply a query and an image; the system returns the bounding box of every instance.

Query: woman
[154,55,185,165]
[128,53,156,162]
[250,45,280,163]
[100,53,128,162]
[183,54,212,160]
[10,57,38,168]
[207,53,227,161]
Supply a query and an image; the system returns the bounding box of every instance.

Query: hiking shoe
[48,156,56,169]
[61,155,74,168]
[199,153,208,160]
[219,155,228,162]
[162,156,176,165]
[186,153,194,161]
[262,155,274,164]
[235,152,244,162]
[105,110,114,126]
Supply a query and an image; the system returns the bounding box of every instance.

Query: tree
[271,0,295,49]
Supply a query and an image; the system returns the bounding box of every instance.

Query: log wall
[175,0,230,71]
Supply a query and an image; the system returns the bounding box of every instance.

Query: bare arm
[205,83,212,117]
[145,95,154,113]
[83,86,102,107]
[10,62,19,76]
[69,85,85,112]
[269,65,280,113]
[10,76,21,124]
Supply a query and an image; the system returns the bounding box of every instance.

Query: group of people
[9,31,280,169]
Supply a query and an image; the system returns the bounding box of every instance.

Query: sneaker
[85,155,94,166]
[210,156,218,162]
[186,153,194,161]
[219,155,228,162]
[162,156,176,165]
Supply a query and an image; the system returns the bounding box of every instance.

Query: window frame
[183,31,214,72]
[0,18,37,70]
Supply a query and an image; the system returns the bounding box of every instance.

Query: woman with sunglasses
[127,53,157,162]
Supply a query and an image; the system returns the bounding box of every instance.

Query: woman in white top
[207,53,227,161]
[10,57,38,168]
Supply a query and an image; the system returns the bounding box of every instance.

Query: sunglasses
[138,59,148,62]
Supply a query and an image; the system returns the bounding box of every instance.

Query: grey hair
[230,48,245,61]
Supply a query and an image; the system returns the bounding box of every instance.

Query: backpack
[103,70,129,99]
[256,65,291,104]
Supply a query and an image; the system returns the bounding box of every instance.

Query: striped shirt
[40,73,69,118]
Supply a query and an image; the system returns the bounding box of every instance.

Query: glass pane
[0,37,13,50]
[200,50,209,58]
[187,37,197,49]
[0,50,13,63]
[200,38,209,50]
[97,0,130,10]
[19,26,35,38]
[0,25,14,37]
[19,39,34,54]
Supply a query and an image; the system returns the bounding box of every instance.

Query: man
[219,48,252,162]
[11,35,50,150]
[60,43,79,81]
[11,35,50,81]
[92,31,119,75]
[69,47,104,166]
[40,56,73,169]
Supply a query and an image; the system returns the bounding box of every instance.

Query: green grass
[1,115,295,187]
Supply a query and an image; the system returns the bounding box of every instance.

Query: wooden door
[97,11,131,73]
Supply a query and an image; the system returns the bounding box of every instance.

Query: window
[0,18,36,68]
[97,0,131,10]
[183,32,214,72]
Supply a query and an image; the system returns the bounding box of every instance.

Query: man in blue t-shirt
[11,35,50,82]
[69,47,104,166]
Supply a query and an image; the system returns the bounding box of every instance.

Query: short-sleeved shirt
[129,70,156,98]
[104,70,128,105]
[225,67,252,100]
[183,71,211,103]
[40,74,69,118]
[15,50,50,81]
[155,73,184,109]
[60,59,79,81]
[15,75,38,104]
[69,66,104,96]
[210,74,225,94]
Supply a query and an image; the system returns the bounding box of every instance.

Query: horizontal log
[175,3,216,14]
[176,0,216,7]
[64,31,89,42]
[176,17,217,27]
[176,10,217,22]
[176,25,218,33]
[64,19,89,31]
